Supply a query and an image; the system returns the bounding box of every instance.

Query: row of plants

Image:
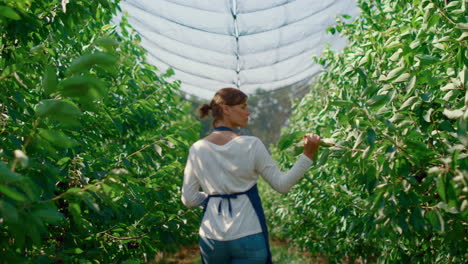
[263,0,466,263]
[0,0,200,263]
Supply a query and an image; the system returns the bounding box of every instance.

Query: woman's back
[184,136,263,240]
[182,135,313,240]
[188,136,261,195]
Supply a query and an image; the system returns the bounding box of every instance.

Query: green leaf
[410,207,425,232]
[409,40,421,49]
[33,208,64,224]
[318,148,330,165]
[366,94,388,108]
[436,201,459,214]
[445,1,460,8]
[459,66,467,88]
[397,214,409,235]
[163,68,175,77]
[69,203,82,225]
[0,162,24,183]
[0,6,21,20]
[69,248,84,254]
[59,75,106,99]
[392,73,410,83]
[389,48,403,61]
[154,144,163,156]
[372,188,385,210]
[406,76,417,95]
[353,132,365,150]
[277,131,306,151]
[36,99,82,117]
[66,188,83,195]
[38,129,78,148]
[422,108,433,122]
[362,145,374,159]
[42,66,58,95]
[35,99,82,125]
[95,37,119,51]
[0,185,27,201]
[326,26,336,34]
[457,118,467,145]
[416,55,439,64]
[366,128,376,146]
[358,54,369,66]
[0,200,19,222]
[437,174,447,201]
[343,66,354,75]
[57,157,71,166]
[384,40,402,50]
[440,83,456,91]
[443,109,464,119]
[455,23,468,30]
[400,96,419,110]
[320,138,336,147]
[101,24,115,31]
[385,66,406,81]
[67,52,117,75]
[425,209,445,233]
[28,222,42,247]
[330,100,354,107]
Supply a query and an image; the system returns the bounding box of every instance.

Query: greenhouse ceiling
[120,0,360,99]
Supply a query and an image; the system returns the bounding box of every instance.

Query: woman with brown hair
[182,87,320,263]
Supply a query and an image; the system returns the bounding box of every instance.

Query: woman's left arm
[181,150,207,208]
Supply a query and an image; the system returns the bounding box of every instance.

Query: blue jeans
[200,233,268,263]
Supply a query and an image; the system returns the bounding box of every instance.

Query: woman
[182,88,320,263]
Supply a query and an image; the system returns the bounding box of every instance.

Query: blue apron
[201,184,273,263]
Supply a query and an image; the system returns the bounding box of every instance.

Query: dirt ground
[151,238,328,264]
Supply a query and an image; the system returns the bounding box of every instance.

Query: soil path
[152,239,327,264]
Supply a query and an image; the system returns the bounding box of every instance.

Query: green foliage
[265,0,467,263]
[0,0,200,263]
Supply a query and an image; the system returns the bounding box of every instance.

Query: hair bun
[199,103,212,118]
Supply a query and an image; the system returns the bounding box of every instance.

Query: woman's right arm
[254,134,320,194]
[181,150,207,208]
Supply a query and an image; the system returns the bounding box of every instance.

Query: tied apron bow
[201,184,273,264]
[208,191,246,217]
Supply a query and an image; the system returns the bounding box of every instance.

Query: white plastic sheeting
[120,0,359,99]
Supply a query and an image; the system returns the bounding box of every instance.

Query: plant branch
[41,178,106,203]
[432,0,457,25]
[102,232,148,241]
[113,138,163,167]
[0,74,9,82]
[13,72,28,89]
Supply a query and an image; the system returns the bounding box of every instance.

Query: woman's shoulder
[190,135,261,148]
[237,135,260,141]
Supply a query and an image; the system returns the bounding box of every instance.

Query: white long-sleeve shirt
[181,135,313,240]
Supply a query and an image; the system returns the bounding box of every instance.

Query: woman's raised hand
[303,134,320,160]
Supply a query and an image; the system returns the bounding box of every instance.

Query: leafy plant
[0,0,200,263]
[264,0,467,263]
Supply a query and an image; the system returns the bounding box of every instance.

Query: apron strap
[205,190,249,217]
[201,184,273,264]
[245,185,273,264]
